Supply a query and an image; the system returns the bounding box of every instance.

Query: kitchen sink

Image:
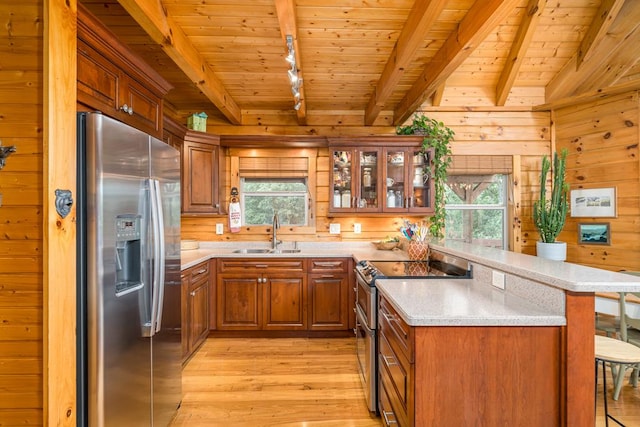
[271,249,301,254]
[232,248,272,254]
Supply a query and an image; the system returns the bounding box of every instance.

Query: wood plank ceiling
[79,0,640,128]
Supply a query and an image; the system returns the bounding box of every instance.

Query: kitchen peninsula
[182,240,640,426]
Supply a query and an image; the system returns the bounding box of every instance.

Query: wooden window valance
[448,155,512,175]
[239,157,309,178]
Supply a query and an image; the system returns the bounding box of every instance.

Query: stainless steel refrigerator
[77,112,182,426]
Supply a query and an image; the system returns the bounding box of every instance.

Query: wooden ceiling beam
[363,0,448,126]
[274,0,307,125]
[576,0,626,70]
[116,0,242,125]
[431,81,446,107]
[393,0,521,126]
[495,0,545,106]
[546,0,640,103]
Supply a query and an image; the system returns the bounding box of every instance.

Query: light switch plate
[329,223,341,234]
[354,223,362,234]
[491,270,506,290]
[215,223,224,235]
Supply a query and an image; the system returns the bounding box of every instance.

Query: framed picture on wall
[578,223,610,245]
[570,188,616,217]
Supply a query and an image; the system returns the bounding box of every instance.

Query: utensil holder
[407,240,428,260]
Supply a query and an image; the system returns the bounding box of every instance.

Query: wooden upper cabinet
[163,116,188,151]
[182,131,221,214]
[327,136,434,215]
[77,4,173,139]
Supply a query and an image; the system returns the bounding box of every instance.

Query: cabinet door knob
[190,291,196,296]
[120,104,133,115]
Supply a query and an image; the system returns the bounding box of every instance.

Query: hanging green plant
[397,113,454,239]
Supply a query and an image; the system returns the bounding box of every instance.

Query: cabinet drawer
[379,332,410,419]
[189,261,209,283]
[308,258,349,273]
[379,372,404,427]
[379,296,413,362]
[218,258,305,273]
[379,347,409,425]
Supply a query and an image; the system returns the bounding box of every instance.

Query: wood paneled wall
[554,92,640,271]
[182,110,551,250]
[0,0,44,424]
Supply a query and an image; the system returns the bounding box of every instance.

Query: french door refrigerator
[77,112,182,426]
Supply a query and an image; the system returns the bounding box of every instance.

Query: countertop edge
[376,278,567,327]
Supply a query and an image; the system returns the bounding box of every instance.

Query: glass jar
[333,190,341,208]
[395,190,403,207]
[387,190,396,208]
[341,190,351,208]
[363,168,372,187]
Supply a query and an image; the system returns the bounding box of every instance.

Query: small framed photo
[578,222,610,245]
[570,187,616,217]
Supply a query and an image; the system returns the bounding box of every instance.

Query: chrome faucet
[271,211,282,250]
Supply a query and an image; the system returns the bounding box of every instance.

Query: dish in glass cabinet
[388,153,404,164]
[362,154,377,164]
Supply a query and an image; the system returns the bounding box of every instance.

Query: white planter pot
[536,241,567,261]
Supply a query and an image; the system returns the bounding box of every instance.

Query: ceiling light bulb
[288,69,298,84]
[285,52,295,65]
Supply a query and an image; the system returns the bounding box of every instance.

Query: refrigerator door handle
[149,178,166,335]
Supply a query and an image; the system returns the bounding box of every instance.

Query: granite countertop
[180,241,408,269]
[375,278,566,327]
[431,240,640,293]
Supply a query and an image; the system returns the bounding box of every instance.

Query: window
[241,178,309,226]
[235,154,313,227]
[444,174,507,249]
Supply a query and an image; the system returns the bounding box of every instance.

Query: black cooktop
[368,260,470,278]
[357,251,472,285]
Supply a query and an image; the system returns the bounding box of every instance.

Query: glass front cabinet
[330,147,382,213]
[384,146,435,213]
[328,137,435,215]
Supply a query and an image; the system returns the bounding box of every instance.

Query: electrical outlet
[491,270,506,290]
[354,223,362,234]
[329,223,341,234]
[215,223,224,235]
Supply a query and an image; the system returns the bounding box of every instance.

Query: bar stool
[595,335,640,426]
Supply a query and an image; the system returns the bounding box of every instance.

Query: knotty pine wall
[0,0,44,424]
[554,92,640,272]
[182,109,551,252]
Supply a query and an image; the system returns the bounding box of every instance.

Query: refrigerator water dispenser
[115,214,143,296]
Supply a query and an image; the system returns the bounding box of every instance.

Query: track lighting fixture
[285,35,302,111]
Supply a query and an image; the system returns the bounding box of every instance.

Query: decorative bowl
[373,240,398,250]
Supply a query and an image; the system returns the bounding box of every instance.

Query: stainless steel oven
[353,251,472,414]
[354,271,378,412]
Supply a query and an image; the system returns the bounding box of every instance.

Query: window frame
[239,177,310,226]
[444,174,508,249]
[228,148,318,235]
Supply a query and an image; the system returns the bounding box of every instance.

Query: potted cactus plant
[533,148,569,261]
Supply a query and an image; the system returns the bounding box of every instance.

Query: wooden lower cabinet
[181,260,210,361]
[216,273,307,330]
[263,274,307,330]
[308,258,353,331]
[378,295,562,426]
[216,258,307,330]
[308,273,349,330]
[215,257,352,333]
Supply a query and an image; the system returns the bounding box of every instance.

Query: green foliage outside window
[444,175,506,248]
[242,178,308,225]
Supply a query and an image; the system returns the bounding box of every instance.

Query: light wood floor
[172,337,640,426]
